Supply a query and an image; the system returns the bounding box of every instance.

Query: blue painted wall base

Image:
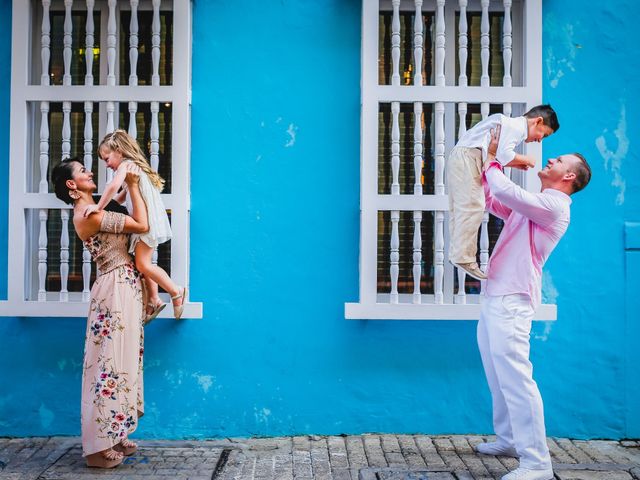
[0,0,638,439]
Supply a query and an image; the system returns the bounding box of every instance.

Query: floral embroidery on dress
[95,404,137,441]
[80,208,144,456]
[119,263,142,287]
[92,364,130,407]
[88,299,124,345]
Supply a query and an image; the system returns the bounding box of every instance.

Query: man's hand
[83,204,100,218]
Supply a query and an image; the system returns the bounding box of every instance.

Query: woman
[53,159,149,468]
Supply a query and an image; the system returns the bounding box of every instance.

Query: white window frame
[1,0,202,318]
[345,0,555,320]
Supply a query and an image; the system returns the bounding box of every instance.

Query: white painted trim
[0,300,202,319]
[21,86,180,101]
[345,302,556,320]
[349,0,549,321]
[376,86,539,103]
[5,0,199,318]
[359,0,380,306]
[21,194,189,211]
[8,0,31,307]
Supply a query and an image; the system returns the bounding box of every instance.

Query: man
[475,125,591,480]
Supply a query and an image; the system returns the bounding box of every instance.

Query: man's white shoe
[474,442,518,457]
[501,467,554,480]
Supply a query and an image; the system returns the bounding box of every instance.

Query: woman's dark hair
[52,158,80,205]
[524,104,560,132]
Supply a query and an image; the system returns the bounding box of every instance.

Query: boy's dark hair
[524,104,560,132]
[570,152,591,194]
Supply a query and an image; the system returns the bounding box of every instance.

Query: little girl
[85,129,186,322]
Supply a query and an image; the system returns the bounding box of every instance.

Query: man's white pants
[477,293,552,470]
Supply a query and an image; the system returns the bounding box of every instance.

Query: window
[1,0,200,317]
[346,0,555,320]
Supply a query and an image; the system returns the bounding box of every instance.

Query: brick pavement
[0,435,638,480]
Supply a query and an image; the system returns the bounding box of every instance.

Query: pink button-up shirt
[483,162,572,307]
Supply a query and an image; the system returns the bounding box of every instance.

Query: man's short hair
[570,153,591,194]
[524,104,560,133]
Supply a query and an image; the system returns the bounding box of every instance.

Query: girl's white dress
[123,160,172,253]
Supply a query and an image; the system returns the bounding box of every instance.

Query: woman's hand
[124,163,141,186]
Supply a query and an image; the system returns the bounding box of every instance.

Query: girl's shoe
[172,287,188,319]
[86,448,124,468]
[113,437,138,456]
[144,301,166,325]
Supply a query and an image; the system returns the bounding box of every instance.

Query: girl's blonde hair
[98,129,165,191]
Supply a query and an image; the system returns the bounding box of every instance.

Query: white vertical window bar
[455,111,468,304]
[390,101,400,304]
[63,0,73,85]
[412,0,424,304]
[391,0,401,86]
[503,0,513,117]
[105,0,117,184]
[128,0,139,137]
[106,0,116,86]
[41,0,51,85]
[38,0,51,303]
[412,100,422,304]
[150,0,162,268]
[85,0,94,85]
[60,210,70,301]
[433,0,445,304]
[83,0,93,298]
[479,104,490,295]
[60,1,72,301]
[478,0,491,295]
[388,0,401,304]
[150,0,161,173]
[38,210,48,302]
[412,211,422,304]
[455,0,468,303]
[390,211,400,304]
[39,104,50,194]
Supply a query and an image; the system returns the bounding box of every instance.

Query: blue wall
[0,0,638,439]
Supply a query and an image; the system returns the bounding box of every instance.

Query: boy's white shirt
[456,113,527,166]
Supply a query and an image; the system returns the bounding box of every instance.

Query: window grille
[346,0,554,320]
[2,0,201,318]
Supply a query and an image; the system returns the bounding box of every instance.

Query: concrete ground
[1,435,639,480]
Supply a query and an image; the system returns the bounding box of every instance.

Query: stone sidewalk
[1,435,639,480]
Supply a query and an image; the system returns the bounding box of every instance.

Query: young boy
[447,104,560,280]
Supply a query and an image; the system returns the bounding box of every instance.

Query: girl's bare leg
[145,276,161,307]
[134,242,184,307]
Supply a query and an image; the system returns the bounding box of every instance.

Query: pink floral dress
[80,211,145,457]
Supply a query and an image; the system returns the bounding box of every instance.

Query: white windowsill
[0,301,203,319]
[345,302,556,321]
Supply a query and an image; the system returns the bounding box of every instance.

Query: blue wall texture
[0,0,638,439]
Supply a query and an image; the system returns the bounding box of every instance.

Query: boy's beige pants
[447,146,485,265]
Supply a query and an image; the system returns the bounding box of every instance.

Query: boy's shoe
[474,442,517,457]
[454,261,487,280]
[501,467,554,480]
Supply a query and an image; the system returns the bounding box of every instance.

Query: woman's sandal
[113,437,138,456]
[172,287,188,320]
[144,300,166,325]
[85,448,124,468]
